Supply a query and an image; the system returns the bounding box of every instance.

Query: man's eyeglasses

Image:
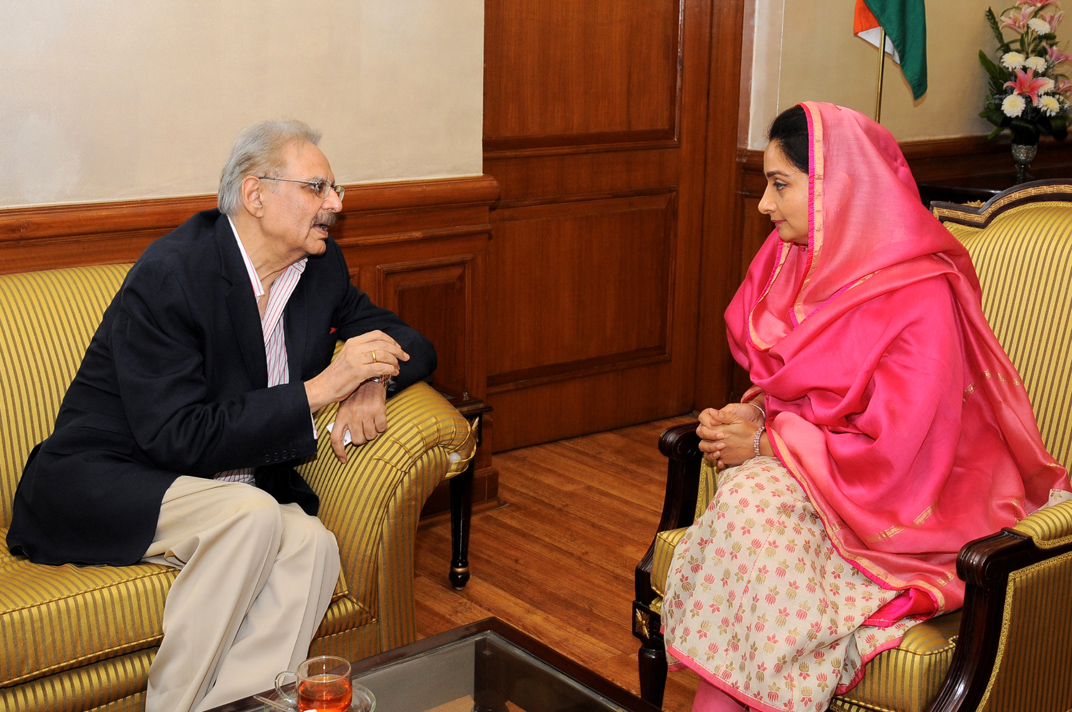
[257,176,345,201]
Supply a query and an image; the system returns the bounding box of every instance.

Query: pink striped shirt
[215,218,309,484]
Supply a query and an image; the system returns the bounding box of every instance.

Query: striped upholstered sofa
[0,264,475,711]
[633,180,1072,712]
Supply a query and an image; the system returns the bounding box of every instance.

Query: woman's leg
[692,680,747,712]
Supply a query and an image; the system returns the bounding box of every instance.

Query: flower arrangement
[980,0,1071,145]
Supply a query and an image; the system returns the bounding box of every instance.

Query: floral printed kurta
[663,457,922,712]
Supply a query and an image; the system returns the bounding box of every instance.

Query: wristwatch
[370,375,392,391]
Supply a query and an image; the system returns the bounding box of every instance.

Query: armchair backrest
[0,264,131,528]
[934,182,1072,470]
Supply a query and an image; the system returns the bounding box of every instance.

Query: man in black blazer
[7,120,436,712]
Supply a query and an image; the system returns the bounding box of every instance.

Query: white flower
[1024,55,1049,72]
[1003,93,1028,117]
[1039,76,1057,93]
[1040,95,1062,114]
[1002,51,1027,69]
[1029,17,1052,33]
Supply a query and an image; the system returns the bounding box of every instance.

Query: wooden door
[484,0,717,451]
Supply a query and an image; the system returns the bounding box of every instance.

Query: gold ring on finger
[372,350,377,363]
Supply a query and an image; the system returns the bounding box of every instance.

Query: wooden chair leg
[449,463,474,590]
[638,636,668,707]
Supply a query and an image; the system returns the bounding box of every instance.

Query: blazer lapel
[215,216,268,389]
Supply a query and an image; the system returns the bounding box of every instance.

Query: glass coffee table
[213,618,660,712]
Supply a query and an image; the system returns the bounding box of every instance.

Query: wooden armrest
[655,422,703,532]
[636,421,703,603]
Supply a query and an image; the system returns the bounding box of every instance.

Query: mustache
[314,212,338,228]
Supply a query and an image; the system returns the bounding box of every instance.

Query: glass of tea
[275,655,355,712]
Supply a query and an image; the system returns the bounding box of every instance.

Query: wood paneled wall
[0,175,501,510]
[483,0,746,452]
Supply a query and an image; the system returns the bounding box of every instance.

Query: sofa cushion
[0,531,174,687]
[0,264,132,529]
[650,526,688,601]
[0,529,363,689]
[830,611,961,712]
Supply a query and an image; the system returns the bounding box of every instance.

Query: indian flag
[854,0,928,100]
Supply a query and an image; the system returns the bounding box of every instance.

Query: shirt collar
[227,216,308,298]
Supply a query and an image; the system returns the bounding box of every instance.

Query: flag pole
[875,28,887,123]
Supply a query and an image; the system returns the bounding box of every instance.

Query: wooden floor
[414,415,701,712]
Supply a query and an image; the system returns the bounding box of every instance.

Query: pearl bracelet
[753,425,766,458]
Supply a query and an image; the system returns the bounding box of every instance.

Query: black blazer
[7,210,435,566]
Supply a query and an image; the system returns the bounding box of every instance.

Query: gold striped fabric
[650,527,689,599]
[0,528,174,687]
[0,264,131,529]
[976,550,1072,712]
[830,611,961,712]
[945,203,1072,468]
[0,646,153,712]
[299,381,474,632]
[1013,499,1072,549]
[695,459,719,521]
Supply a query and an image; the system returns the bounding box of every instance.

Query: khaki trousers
[142,476,340,712]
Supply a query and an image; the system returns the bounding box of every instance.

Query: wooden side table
[447,396,492,590]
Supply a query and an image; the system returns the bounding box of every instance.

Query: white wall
[746,0,1000,147]
[0,1,484,208]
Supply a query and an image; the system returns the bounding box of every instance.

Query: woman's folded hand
[697,405,762,469]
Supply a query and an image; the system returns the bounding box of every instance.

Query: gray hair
[218,120,322,216]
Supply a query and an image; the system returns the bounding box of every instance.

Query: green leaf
[979,50,1008,82]
[986,7,1008,47]
[988,124,1006,139]
[1050,115,1069,140]
[983,107,1008,125]
[1010,118,1041,144]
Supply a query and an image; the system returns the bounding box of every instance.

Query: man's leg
[142,477,338,712]
[193,502,340,711]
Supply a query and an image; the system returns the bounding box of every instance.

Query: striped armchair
[633,181,1072,712]
[0,264,475,712]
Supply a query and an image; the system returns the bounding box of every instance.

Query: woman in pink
[661,102,1070,712]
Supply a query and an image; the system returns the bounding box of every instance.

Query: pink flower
[1005,68,1052,104]
[1049,45,1072,66]
[1057,77,1072,95]
[1001,5,1035,32]
[1041,9,1065,28]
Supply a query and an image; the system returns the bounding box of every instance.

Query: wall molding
[738,134,1072,188]
[0,175,500,275]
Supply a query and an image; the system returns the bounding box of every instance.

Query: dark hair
[767,105,809,173]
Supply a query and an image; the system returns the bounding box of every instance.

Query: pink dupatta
[726,102,1069,619]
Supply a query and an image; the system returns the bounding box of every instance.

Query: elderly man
[7,121,436,711]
